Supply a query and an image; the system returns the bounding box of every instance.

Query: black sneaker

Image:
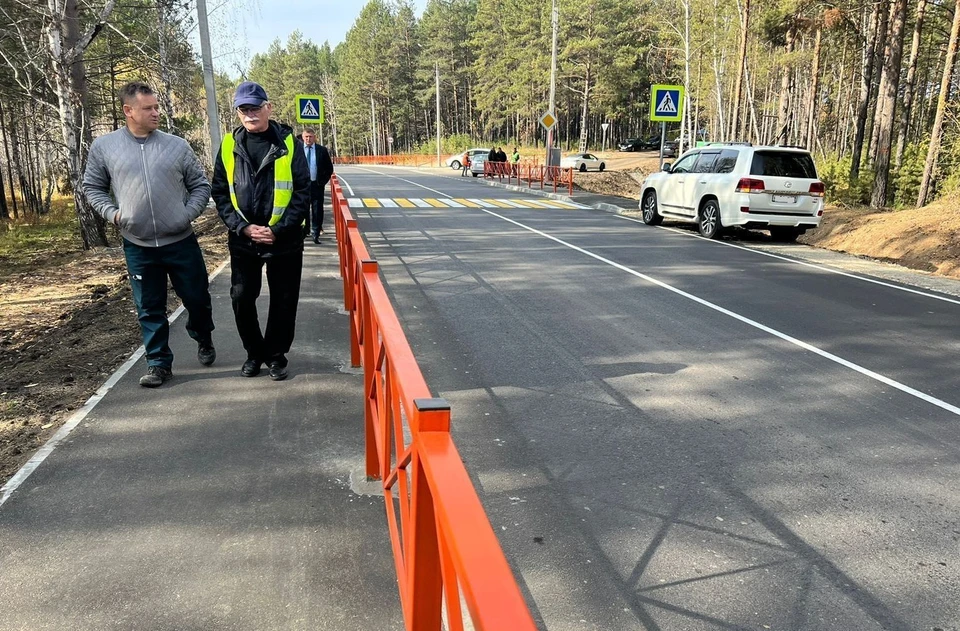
[198,341,216,366]
[268,361,288,381]
[241,359,262,377]
[140,365,172,388]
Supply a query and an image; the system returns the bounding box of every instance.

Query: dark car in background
[662,139,679,158]
[618,135,660,152]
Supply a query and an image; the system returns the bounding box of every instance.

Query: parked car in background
[618,135,660,152]
[469,150,491,177]
[445,148,491,170]
[638,143,825,241]
[661,139,679,158]
[560,152,606,172]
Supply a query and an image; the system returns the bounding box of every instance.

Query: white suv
[639,144,825,241]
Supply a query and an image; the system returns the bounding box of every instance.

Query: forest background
[2,0,960,248]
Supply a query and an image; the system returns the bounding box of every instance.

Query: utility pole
[436,62,441,167]
[370,95,378,156]
[546,0,559,167]
[196,0,221,161]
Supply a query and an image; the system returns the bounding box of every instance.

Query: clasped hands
[243,224,275,245]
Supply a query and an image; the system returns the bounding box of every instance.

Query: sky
[212,0,429,73]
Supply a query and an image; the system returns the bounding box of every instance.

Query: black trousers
[229,249,303,366]
[308,180,325,238]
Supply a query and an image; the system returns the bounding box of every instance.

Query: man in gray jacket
[83,81,216,388]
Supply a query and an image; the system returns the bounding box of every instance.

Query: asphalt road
[338,165,960,631]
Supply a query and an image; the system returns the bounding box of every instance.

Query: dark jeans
[309,180,325,238]
[122,234,214,369]
[229,249,303,366]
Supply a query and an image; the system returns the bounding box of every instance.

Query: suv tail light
[809,182,825,197]
[736,178,765,193]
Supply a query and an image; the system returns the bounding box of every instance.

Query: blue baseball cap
[233,81,268,108]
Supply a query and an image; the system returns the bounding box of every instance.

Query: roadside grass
[0,198,81,279]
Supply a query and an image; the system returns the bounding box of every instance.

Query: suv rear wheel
[698,199,722,239]
[641,191,663,226]
[450,160,461,170]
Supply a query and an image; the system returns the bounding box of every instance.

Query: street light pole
[436,62,441,168]
[196,0,220,162]
[545,0,558,167]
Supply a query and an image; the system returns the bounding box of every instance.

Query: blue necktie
[307,146,317,181]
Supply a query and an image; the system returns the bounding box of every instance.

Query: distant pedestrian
[211,81,311,381]
[510,146,520,176]
[83,81,216,388]
[460,151,471,176]
[301,128,334,244]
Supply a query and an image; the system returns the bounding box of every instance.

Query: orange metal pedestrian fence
[329,174,538,631]
[483,161,575,196]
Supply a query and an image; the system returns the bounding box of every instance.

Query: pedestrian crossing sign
[295,94,324,124]
[649,84,684,122]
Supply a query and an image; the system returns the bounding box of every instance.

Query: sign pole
[659,121,666,169]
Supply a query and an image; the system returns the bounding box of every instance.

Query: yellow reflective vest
[219,132,294,226]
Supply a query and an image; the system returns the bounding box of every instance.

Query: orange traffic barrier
[483,160,574,196]
[329,175,538,631]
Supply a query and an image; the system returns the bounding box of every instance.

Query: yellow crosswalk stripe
[395,198,416,207]
[483,199,514,208]
[452,198,480,207]
[362,198,381,207]
[550,201,578,209]
[424,198,449,207]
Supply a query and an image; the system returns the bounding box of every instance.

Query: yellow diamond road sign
[539,111,557,131]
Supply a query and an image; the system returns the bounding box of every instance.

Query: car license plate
[772,194,797,203]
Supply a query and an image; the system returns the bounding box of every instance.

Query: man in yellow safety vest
[211,81,311,381]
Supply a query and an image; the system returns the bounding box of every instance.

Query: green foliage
[892,142,926,208]
[817,154,873,206]
[0,199,78,272]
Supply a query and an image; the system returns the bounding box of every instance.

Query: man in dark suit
[301,128,334,244]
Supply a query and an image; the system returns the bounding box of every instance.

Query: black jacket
[296,136,335,188]
[212,121,311,257]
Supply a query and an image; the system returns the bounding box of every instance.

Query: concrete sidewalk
[0,235,403,630]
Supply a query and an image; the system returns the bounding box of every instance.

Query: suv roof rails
[705,141,752,147]
[774,144,807,150]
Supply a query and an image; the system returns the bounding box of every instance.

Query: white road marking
[0,260,233,509]
[337,175,354,196]
[408,198,431,208]
[617,214,960,306]
[468,198,496,208]
[378,198,399,207]
[441,198,464,207]
[348,198,363,208]
[479,208,960,418]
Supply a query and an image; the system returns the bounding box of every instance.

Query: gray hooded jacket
[83,127,211,248]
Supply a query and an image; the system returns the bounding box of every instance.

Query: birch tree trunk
[917,0,960,206]
[806,26,822,150]
[894,0,928,169]
[871,0,909,207]
[156,0,178,134]
[776,20,796,144]
[46,0,117,248]
[730,0,750,140]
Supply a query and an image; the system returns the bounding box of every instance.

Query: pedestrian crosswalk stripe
[345,197,590,210]
[467,198,496,207]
